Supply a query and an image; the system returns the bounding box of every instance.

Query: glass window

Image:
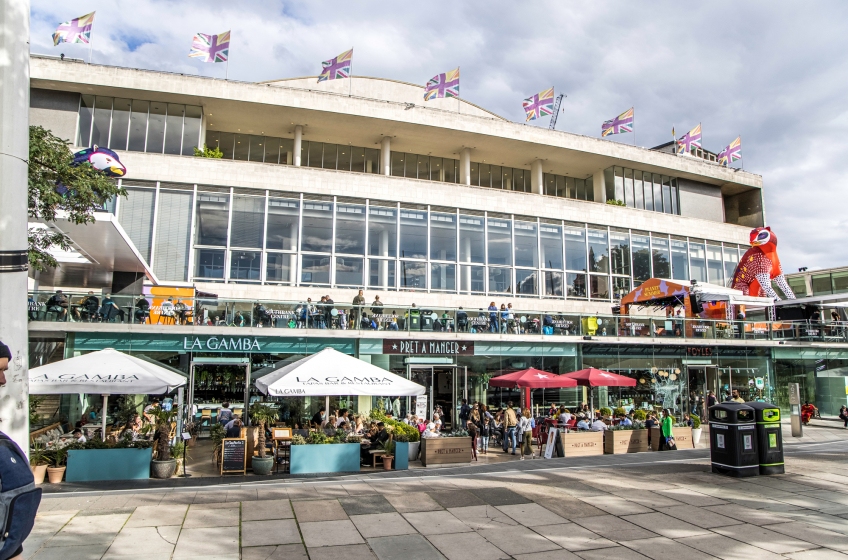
[229,250,261,281]
[833,272,848,294]
[399,209,427,259]
[266,197,299,251]
[516,269,537,295]
[368,206,397,258]
[566,273,587,299]
[365,148,380,174]
[653,173,663,213]
[689,240,707,282]
[662,176,673,214]
[216,132,235,160]
[614,167,625,202]
[633,171,644,209]
[349,146,365,172]
[612,276,631,300]
[233,134,249,161]
[488,267,511,293]
[632,233,651,284]
[707,245,724,285]
[514,221,538,268]
[544,174,556,197]
[266,253,294,284]
[404,153,418,179]
[566,176,575,199]
[77,94,94,146]
[337,145,352,171]
[651,236,671,278]
[109,98,131,150]
[555,175,567,198]
[262,137,280,164]
[400,261,426,289]
[643,174,654,211]
[428,157,443,181]
[459,265,485,294]
[247,135,264,162]
[307,142,323,168]
[182,106,202,156]
[301,254,331,285]
[127,100,148,152]
[459,215,484,263]
[487,218,512,265]
[604,167,615,201]
[590,275,610,300]
[146,102,166,153]
[723,245,739,282]
[91,96,112,148]
[322,144,337,170]
[671,179,679,215]
[470,162,480,186]
[624,168,634,207]
[787,276,806,297]
[671,239,689,281]
[335,204,366,255]
[195,249,225,279]
[195,192,229,246]
[544,271,563,297]
[513,169,526,192]
[576,178,587,201]
[610,231,630,275]
[479,164,491,188]
[336,257,363,286]
[369,259,396,289]
[587,229,609,273]
[491,166,503,189]
[565,227,587,271]
[431,263,456,291]
[230,195,264,248]
[812,274,832,295]
[164,103,184,155]
[391,151,405,177]
[430,212,457,261]
[300,201,333,253]
[540,224,563,270]
[444,159,457,183]
[417,155,429,180]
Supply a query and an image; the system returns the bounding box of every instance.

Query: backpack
[0,434,41,560]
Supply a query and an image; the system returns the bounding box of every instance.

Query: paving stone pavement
[25,437,848,560]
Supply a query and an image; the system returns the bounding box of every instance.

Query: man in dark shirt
[373,422,389,447]
[311,407,326,427]
[458,399,471,428]
[45,290,68,321]
[456,307,468,332]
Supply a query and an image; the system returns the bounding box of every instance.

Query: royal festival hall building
[26,54,848,425]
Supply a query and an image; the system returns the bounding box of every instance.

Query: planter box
[66,448,152,482]
[408,441,420,462]
[421,436,471,466]
[604,429,650,454]
[290,443,360,475]
[650,427,694,451]
[559,431,604,457]
[394,441,409,470]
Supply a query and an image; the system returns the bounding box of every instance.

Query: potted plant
[171,441,188,475]
[29,443,49,484]
[381,439,395,470]
[46,446,67,483]
[210,423,226,465]
[691,414,703,445]
[249,402,277,475]
[149,408,177,478]
[632,409,647,422]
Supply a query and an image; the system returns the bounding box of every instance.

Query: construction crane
[549,93,566,130]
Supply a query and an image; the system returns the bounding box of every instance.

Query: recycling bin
[747,402,784,475]
[420,310,434,331]
[709,402,759,477]
[408,309,420,330]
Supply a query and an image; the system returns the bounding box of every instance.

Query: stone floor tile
[32,510,77,533]
[678,532,787,560]
[784,549,848,560]
[241,499,293,521]
[612,490,686,509]
[581,495,653,516]
[655,488,728,507]
[285,486,320,500]
[621,511,712,539]
[713,523,819,554]
[532,523,616,552]
[428,490,486,509]
[533,497,607,519]
[475,525,561,556]
[292,499,348,522]
[617,536,720,560]
[340,495,397,515]
[495,503,569,526]
[573,547,651,560]
[314,485,350,497]
[342,483,375,495]
[513,551,583,560]
[385,492,443,513]
[447,505,518,530]
[402,511,472,535]
[368,534,447,560]
[225,488,258,502]
[125,504,188,527]
[45,513,130,547]
[30,544,111,560]
[468,487,531,506]
[299,519,364,547]
[182,503,239,528]
[427,531,511,560]
[661,505,744,529]
[350,512,417,538]
[104,525,180,557]
[307,544,378,560]
[572,514,658,541]
[764,521,848,551]
[173,526,240,558]
[704,503,789,526]
[241,543,308,560]
[241,519,301,546]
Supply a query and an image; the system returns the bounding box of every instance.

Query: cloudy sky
[30,1,847,273]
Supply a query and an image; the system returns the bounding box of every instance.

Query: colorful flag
[677,124,702,154]
[189,31,230,63]
[601,108,634,137]
[522,87,555,121]
[717,136,742,166]
[424,68,460,101]
[318,49,353,82]
[52,11,95,45]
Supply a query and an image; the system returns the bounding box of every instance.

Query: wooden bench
[30,422,63,444]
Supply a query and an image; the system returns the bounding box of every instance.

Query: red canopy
[488,368,578,389]
[561,368,637,387]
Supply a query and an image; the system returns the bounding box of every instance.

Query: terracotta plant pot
[46,466,66,484]
[382,455,394,470]
[31,464,48,485]
[150,459,177,479]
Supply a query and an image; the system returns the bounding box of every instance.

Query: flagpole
[349,47,353,97]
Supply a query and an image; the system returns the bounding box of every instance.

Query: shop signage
[182,336,262,351]
[415,395,428,419]
[383,340,474,355]
[220,438,247,475]
[686,347,713,357]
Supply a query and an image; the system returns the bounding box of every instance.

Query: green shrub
[606,199,626,207]
[193,144,223,158]
[691,415,702,429]
[632,409,647,421]
[613,407,626,417]
[599,407,613,418]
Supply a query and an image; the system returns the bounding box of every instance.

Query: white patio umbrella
[29,348,187,440]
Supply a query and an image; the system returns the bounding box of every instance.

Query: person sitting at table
[174,299,189,325]
[45,289,69,321]
[422,421,439,438]
[558,408,572,425]
[98,293,125,322]
[225,417,243,438]
[619,413,633,427]
[74,291,100,321]
[590,415,608,431]
[575,414,591,430]
[72,428,87,443]
[218,402,233,426]
[682,413,694,428]
[120,414,142,440]
[134,297,150,323]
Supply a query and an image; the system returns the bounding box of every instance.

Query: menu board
[221,438,247,474]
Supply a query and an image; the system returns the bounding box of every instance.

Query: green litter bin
[747,402,784,475]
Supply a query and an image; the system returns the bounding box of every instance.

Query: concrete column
[531,160,544,195]
[293,125,303,166]
[381,137,391,176]
[0,0,31,452]
[592,169,606,203]
[460,148,471,186]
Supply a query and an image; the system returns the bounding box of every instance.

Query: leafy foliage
[29,395,45,427]
[193,144,224,158]
[599,407,613,418]
[29,442,49,467]
[148,408,176,461]
[380,439,395,457]
[606,199,626,207]
[369,409,420,442]
[609,421,646,431]
[691,415,702,429]
[632,409,647,421]
[249,402,278,458]
[613,407,627,417]
[291,434,307,445]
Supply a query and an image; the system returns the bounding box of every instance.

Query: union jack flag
[52,12,95,46]
[318,49,353,82]
[424,68,460,101]
[601,108,634,137]
[189,31,230,63]
[522,87,555,121]
[717,136,742,166]
[677,124,702,154]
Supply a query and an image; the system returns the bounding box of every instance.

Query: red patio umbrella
[489,368,577,410]
[561,368,636,415]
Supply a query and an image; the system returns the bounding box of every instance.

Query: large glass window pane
[812,274,832,295]
[301,201,333,253]
[516,269,537,295]
[487,218,512,265]
[77,94,94,146]
[544,271,563,297]
[230,195,264,248]
[723,246,739,282]
[266,253,295,284]
[164,103,184,155]
[832,272,848,294]
[417,155,429,180]
[488,267,511,293]
[304,142,321,168]
[399,209,427,259]
[613,167,625,202]
[632,233,651,284]
[247,135,264,162]
[459,215,484,264]
[662,176,673,214]
[590,275,610,300]
[91,96,112,148]
[544,174,556,196]
[431,263,456,291]
[266,197,299,251]
[513,169,526,192]
[430,212,457,261]
[459,265,485,294]
[624,168,634,207]
[404,153,417,179]
[514,221,538,268]
[653,173,663,212]
[671,179,679,215]
[301,255,330,285]
[195,192,229,246]
[540,224,563,270]
[322,144,337,170]
[109,98,131,150]
[444,159,457,183]
[279,138,294,165]
[146,102,166,153]
[610,231,630,275]
[337,145,352,171]
[651,236,671,278]
[391,151,405,176]
[400,261,426,290]
[182,106,202,156]
[470,162,480,186]
[565,227,587,271]
[491,166,503,189]
[566,273,587,299]
[689,240,707,282]
[566,176,575,198]
[336,257,363,286]
[576,179,587,200]
[349,146,365,172]
[127,100,148,152]
[612,276,631,300]
[368,206,397,258]
[671,239,689,281]
[233,134,249,161]
[368,259,396,290]
[587,229,609,273]
[479,164,491,188]
[633,171,644,209]
[428,157,443,181]
[604,167,615,201]
[643,174,654,211]
[707,244,724,285]
[195,249,225,279]
[335,204,366,255]
[262,137,281,164]
[229,250,261,281]
[216,132,235,160]
[365,148,380,174]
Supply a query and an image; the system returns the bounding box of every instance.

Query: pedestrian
[479,405,493,454]
[840,405,848,428]
[353,289,366,328]
[458,398,471,427]
[707,390,717,409]
[518,408,534,459]
[503,401,518,454]
[467,408,479,461]
[659,409,675,451]
[730,390,745,403]
[488,302,498,333]
[645,412,657,447]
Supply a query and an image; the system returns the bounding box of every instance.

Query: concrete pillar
[293,125,303,166]
[381,137,391,176]
[460,148,471,186]
[531,160,544,195]
[0,0,31,453]
[592,169,606,203]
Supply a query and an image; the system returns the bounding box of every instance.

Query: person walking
[479,405,493,454]
[488,302,498,333]
[458,399,471,428]
[467,408,479,461]
[503,401,518,454]
[659,409,674,451]
[518,408,534,459]
[840,405,848,428]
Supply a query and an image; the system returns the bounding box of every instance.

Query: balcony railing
[27,291,848,344]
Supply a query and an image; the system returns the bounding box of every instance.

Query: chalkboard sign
[221,438,247,475]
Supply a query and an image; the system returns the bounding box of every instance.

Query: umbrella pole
[101,394,108,441]
[325,395,330,427]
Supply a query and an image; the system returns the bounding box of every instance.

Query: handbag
[666,436,677,450]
